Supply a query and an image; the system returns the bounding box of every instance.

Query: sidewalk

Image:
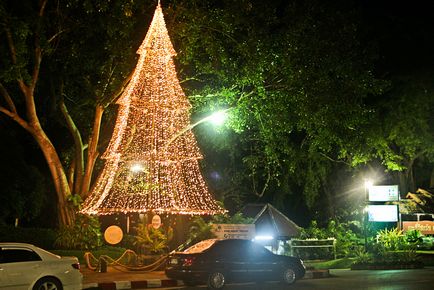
[82,266,330,289]
[82,267,183,289]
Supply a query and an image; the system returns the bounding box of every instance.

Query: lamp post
[363,180,373,251]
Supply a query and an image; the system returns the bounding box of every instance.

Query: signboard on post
[368,205,399,222]
[368,185,399,202]
[212,224,255,240]
[402,221,434,235]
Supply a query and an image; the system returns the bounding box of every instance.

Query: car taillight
[72,262,80,270]
[182,257,196,267]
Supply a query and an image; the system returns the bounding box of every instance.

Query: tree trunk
[0,0,75,227]
[430,168,434,189]
[81,104,104,198]
[60,99,84,196]
[30,124,74,226]
[398,171,409,196]
[23,83,74,226]
[321,175,335,219]
[407,162,415,193]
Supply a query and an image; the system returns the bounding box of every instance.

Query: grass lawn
[305,251,434,269]
[305,258,355,269]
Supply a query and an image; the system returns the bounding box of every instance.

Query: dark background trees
[0,0,433,228]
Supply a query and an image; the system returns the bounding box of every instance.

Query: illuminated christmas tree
[81,4,226,216]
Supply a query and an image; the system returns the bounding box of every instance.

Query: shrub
[188,216,215,245]
[133,220,173,255]
[55,214,102,250]
[375,227,404,251]
[353,246,373,264]
[404,230,424,246]
[352,227,421,266]
[298,220,358,259]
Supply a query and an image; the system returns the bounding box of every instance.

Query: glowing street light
[364,179,373,189]
[207,110,227,126]
[166,109,229,148]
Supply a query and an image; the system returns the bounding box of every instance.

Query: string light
[80,5,227,216]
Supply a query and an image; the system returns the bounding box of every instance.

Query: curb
[303,269,330,279]
[83,279,184,290]
[83,270,330,289]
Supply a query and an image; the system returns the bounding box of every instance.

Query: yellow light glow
[130,163,145,173]
[364,180,373,189]
[80,4,226,216]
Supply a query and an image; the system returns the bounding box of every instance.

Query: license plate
[170,258,178,265]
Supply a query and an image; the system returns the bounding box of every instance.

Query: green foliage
[404,230,424,245]
[419,236,434,250]
[187,213,254,245]
[188,216,215,245]
[133,221,173,255]
[299,220,359,258]
[211,213,254,224]
[55,214,102,250]
[353,246,373,264]
[168,0,389,212]
[352,227,421,266]
[1,0,434,231]
[306,257,355,269]
[375,227,404,252]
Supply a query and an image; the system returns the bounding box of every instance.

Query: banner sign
[212,224,255,240]
[402,221,434,235]
[368,205,399,222]
[368,185,399,201]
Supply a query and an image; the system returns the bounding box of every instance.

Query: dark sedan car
[165,239,305,289]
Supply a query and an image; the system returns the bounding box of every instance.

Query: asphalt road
[153,267,434,290]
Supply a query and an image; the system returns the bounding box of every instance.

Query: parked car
[0,242,82,290]
[165,238,305,289]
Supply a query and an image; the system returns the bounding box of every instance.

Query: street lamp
[363,179,373,251]
[207,110,227,125]
[165,109,229,148]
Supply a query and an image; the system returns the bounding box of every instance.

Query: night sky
[358,0,434,72]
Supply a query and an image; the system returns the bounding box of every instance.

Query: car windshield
[184,239,218,254]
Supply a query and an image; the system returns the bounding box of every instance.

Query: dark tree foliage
[0,0,433,227]
[165,0,387,219]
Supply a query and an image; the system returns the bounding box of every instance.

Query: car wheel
[207,271,225,289]
[33,277,63,290]
[282,267,296,285]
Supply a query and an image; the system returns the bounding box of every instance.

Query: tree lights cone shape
[80,4,226,216]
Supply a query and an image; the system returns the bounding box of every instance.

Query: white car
[0,243,82,290]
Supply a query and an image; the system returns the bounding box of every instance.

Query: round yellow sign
[104,225,123,245]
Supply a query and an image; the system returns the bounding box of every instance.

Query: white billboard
[368,205,399,222]
[368,185,399,202]
[211,224,256,240]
